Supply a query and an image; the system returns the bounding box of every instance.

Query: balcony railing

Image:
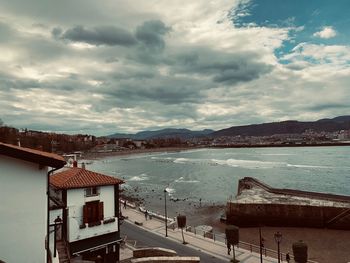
[68,216,118,243]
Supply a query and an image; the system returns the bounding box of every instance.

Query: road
[121,221,228,263]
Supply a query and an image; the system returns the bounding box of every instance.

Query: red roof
[50,167,124,189]
[0,142,66,168]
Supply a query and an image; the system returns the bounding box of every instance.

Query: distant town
[1,116,350,155]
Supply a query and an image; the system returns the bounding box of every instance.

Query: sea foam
[129,173,149,181]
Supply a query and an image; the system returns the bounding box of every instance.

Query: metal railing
[182,224,318,263]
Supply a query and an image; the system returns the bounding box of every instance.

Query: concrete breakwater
[226,177,350,230]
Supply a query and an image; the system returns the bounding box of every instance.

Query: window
[83,201,104,226]
[85,187,99,197]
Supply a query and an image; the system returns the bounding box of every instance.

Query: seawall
[226,177,350,230]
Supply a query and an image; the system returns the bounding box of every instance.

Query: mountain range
[108,115,350,139]
[108,128,214,140]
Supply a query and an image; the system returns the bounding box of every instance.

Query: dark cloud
[102,76,204,106]
[173,49,272,85]
[0,72,40,91]
[306,103,349,111]
[51,27,62,39]
[105,57,119,63]
[57,25,137,46]
[109,84,200,105]
[212,61,272,84]
[135,20,171,52]
[0,21,16,43]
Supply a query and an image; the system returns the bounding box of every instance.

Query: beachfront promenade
[119,204,285,263]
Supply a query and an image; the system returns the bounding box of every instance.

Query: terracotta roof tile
[50,167,124,189]
[0,142,66,168]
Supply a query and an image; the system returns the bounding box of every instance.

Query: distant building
[0,142,66,263]
[49,163,124,262]
[133,140,146,148]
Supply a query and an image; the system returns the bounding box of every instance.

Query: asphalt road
[121,221,228,263]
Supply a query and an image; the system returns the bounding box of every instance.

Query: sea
[86,146,350,220]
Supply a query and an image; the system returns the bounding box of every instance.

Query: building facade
[50,164,124,262]
[0,142,65,263]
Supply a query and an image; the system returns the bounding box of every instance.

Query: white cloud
[313,26,337,39]
[0,1,350,135]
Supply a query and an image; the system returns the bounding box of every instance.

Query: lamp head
[274,231,282,243]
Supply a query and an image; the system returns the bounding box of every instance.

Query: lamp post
[259,226,263,263]
[53,216,62,258]
[164,189,168,237]
[274,231,283,263]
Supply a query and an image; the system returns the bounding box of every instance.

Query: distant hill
[108,128,214,140]
[108,115,350,139]
[211,116,350,137]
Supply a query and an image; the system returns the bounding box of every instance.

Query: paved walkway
[120,204,286,263]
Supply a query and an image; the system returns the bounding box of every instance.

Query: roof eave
[50,181,123,190]
[0,144,66,168]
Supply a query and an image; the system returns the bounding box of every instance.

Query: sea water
[86,146,350,215]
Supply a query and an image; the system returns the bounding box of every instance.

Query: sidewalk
[120,204,283,263]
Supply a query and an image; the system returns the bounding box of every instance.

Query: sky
[0,0,350,136]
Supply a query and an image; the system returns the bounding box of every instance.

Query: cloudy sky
[1,0,350,136]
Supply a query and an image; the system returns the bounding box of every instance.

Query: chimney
[81,162,86,169]
[73,160,78,167]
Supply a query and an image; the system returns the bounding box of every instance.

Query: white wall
[0,155,48,263]
[66,185,118,242]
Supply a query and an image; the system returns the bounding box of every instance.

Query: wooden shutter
[83,204,88,224]
[99,202,104,221]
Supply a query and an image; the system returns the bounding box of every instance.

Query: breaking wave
[129,173,149,181]
[151,156,334,170]
[175,176,199,183]
[211,158,284,169]
[286,164,331,169]
[165,187,176,196]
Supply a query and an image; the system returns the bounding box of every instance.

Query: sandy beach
[82,146,201,160]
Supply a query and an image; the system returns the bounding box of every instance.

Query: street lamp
[274,231,283,263]
[53,216,62,258]
[259,226,263,263]
[164,188,168,237]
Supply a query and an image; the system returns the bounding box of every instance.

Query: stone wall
[133,248,177,258]
[227,201,350,230]
[131,257,200,263]
[227,177,350,230]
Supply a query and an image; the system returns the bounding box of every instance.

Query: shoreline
[211,142,350,148]
[80,143,350,160]
[81,146,203,160]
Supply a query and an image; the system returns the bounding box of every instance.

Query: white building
[49,163,124,262]
[0,142,66,263]
[133,140,146,148]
